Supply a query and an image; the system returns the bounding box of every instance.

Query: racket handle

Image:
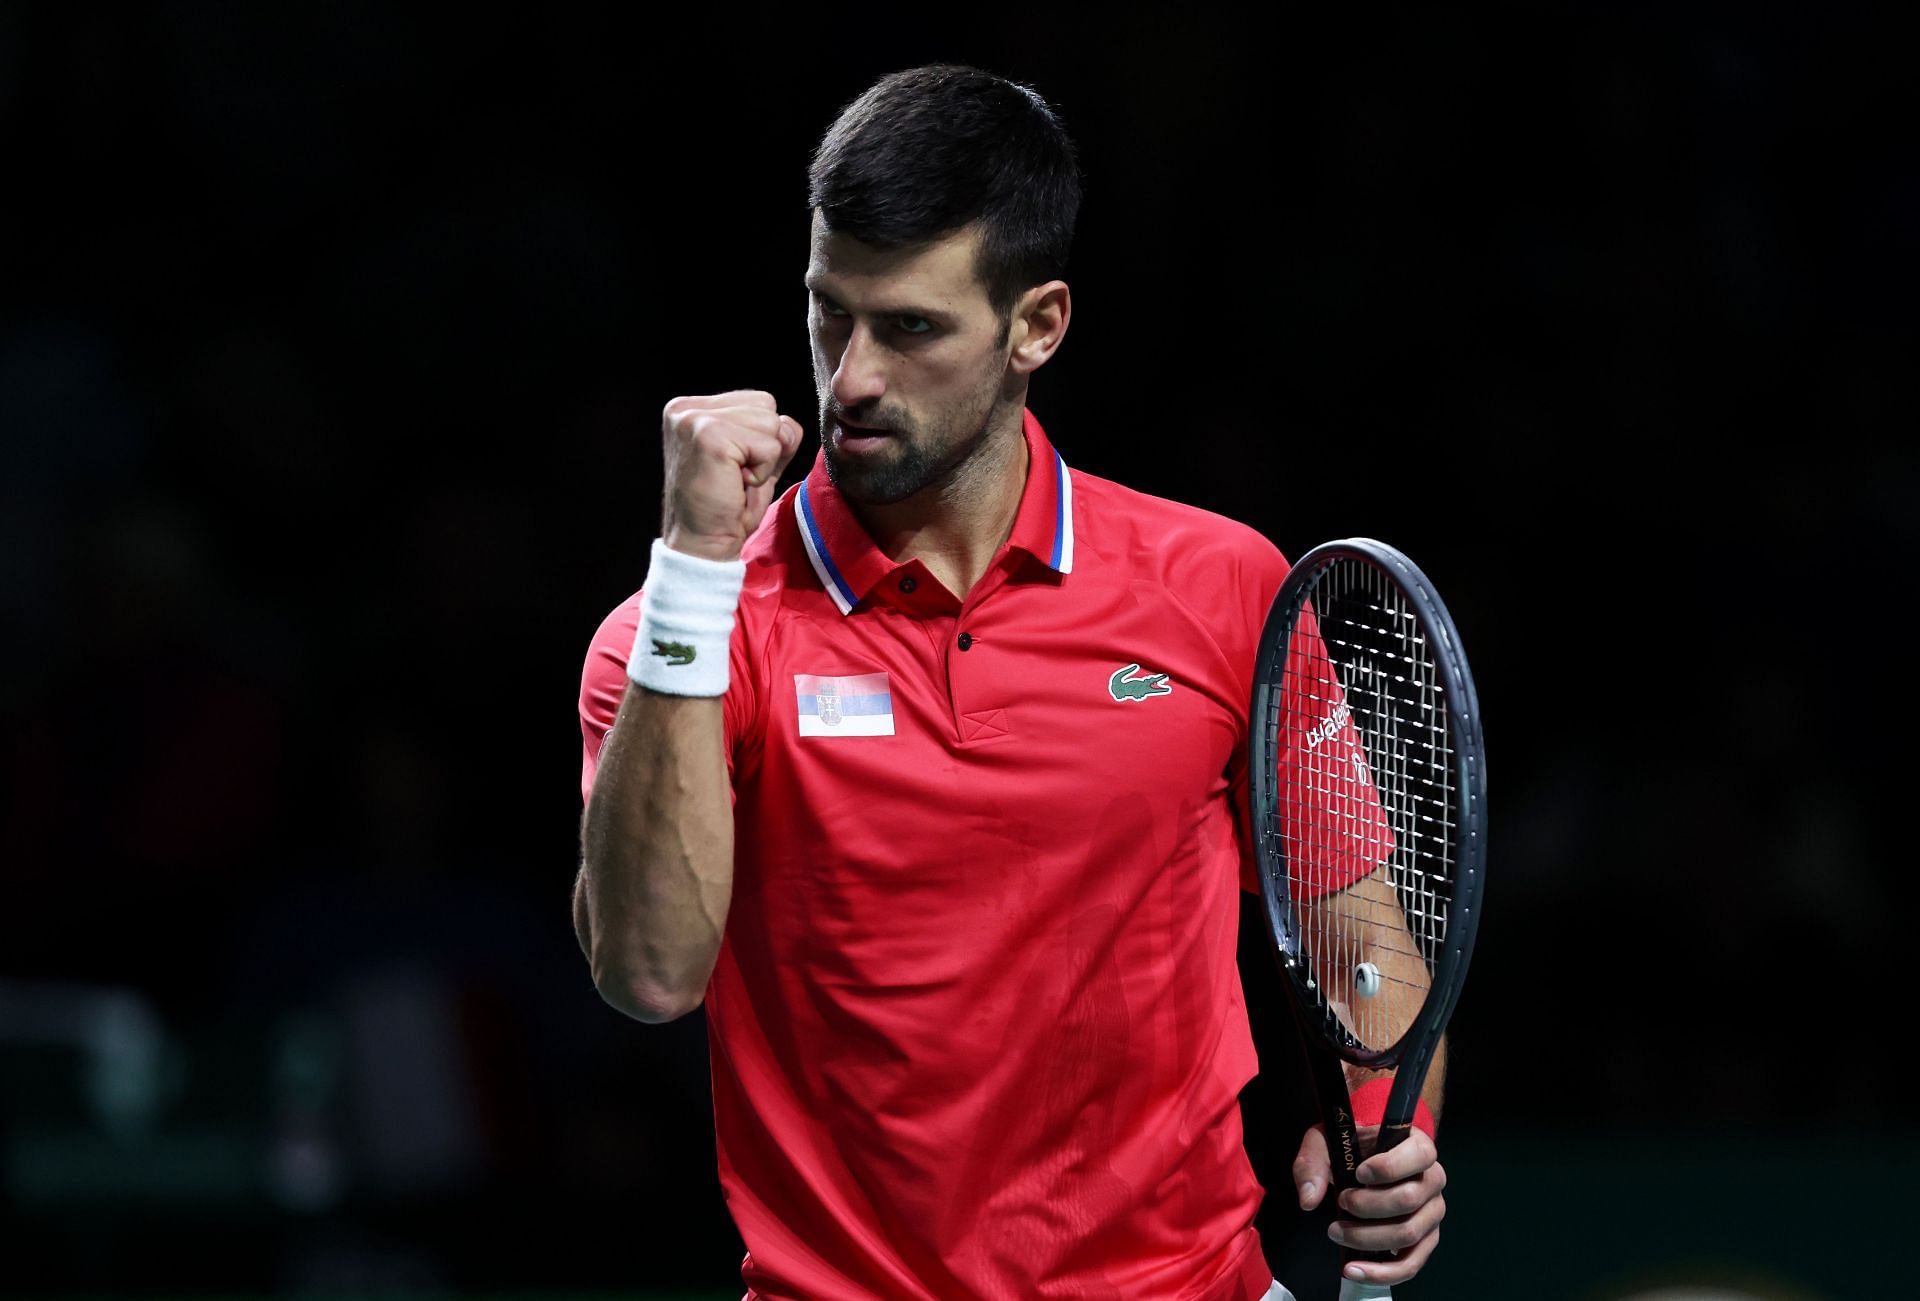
[1340,1119,1416,1282]
[1371,1120,1415,1156]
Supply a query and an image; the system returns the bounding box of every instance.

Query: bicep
[580,595,643,805]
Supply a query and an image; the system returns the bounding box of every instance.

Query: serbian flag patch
[794,671,895,737]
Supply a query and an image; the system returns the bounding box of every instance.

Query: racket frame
[1247,536,1487,1206]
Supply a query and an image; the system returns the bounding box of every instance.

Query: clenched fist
[660,391,806,562]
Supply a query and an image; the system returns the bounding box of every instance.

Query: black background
[1,5,1910,1298]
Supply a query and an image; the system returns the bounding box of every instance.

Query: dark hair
[808,65,1082,320]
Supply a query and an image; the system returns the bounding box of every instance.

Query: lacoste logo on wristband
[1108,663,1173,702]
[651,639,697,667]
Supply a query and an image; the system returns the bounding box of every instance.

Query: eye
[815,295,849,319]
[895,315,933,335]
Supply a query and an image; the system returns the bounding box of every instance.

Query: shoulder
[577,490,805,775]
[582,589,641,690]
[737,484,802,611]
[582,484,804,671]
[1069,467,1290,600]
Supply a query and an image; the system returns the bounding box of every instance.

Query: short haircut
[808,65,1082,321]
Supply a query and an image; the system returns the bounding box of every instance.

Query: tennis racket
[1247,538,1487,1301]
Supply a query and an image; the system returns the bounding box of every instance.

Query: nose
[829,322,887,411]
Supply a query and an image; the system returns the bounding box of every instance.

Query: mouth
[831,414,896,450]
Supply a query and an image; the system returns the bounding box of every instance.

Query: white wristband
[628,538,746,696]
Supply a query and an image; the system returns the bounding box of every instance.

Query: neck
[850,407,1029,599]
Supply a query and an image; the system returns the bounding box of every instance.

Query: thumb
[1292,1124,1332,1211]
[774,414,805,470]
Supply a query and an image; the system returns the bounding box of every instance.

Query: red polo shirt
[580,410,1294,1300]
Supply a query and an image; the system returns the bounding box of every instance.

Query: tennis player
[574,65,1446,1300]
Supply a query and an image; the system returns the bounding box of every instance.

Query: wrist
[1349,1077,1438,1140]
[663,524,744,564]
[628,538,746,697]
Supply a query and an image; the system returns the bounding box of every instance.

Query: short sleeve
[577,589,756,806]
[1274,599,1394,899]
[1223,530,1394,900]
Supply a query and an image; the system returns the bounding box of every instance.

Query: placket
[943,557,1021,746]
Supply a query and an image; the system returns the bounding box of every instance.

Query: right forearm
[576,390,798,1020]
[579,684,734,1021]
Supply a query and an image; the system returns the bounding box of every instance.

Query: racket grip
[1341,1119,1417,1278]
[1337,1280,1392,1301]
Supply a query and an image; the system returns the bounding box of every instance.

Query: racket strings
[1266,557,1457,1055]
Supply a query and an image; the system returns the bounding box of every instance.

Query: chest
[739,574,1247,855]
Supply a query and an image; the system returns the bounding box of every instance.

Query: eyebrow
[804,277,951,324]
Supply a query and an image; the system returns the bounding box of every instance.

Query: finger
[742,470,781,522]
[737,433,787,486]
[1340,1224,1441,1288]
[1339,1162,1446,1220]
[1356,1127,1437,1187]
[696,406,784,444]
[1291,1125,1331,1211]
[773,414,805,469]
[681,411,783,466]
[1330,1191,1445,1255]
[667,390,778,413]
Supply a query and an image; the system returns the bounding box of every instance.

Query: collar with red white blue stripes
[795,407,1075,616]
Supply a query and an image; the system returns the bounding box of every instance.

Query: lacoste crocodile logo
[1108,663,1173,702]
[651,639,696,667]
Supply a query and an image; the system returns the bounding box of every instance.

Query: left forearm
[1314,869,1446,1121]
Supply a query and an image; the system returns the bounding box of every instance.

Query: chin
[825,460,915,505]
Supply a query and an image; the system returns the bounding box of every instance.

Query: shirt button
[957,632,973,651]
[898,576,917,594]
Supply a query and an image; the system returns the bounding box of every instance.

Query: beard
[819,380,1008,506]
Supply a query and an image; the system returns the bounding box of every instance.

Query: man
[574,65,1446,1300]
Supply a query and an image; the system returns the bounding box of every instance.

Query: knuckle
[1384,1184,1424,1215]
[687,414,725,449]
[671,409,707,444]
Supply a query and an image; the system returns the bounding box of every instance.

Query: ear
[1006,280,1071,376]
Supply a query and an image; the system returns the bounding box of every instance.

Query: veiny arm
[576,687,734,1023]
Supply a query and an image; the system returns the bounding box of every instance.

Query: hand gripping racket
[1248,539,1487,1301]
